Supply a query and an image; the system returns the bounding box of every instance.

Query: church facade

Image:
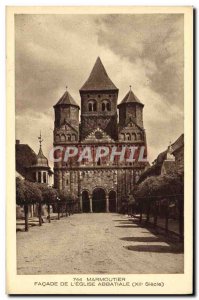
[53,57,148,213]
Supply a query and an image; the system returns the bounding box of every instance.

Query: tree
[37,184,58,223]
[24,181,42,226]
[16,177,28,231]
[134,176,156,223]
[134,173,184,234]
[127,194,136,217]
[59,190,76,217]
[16,178,42,231]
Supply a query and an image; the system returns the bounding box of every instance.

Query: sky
[15,13,184,166]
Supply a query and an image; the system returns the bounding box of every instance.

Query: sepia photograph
[6,6,193,295]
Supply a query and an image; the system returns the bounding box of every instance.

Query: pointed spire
[36,132,49,166]
[118,87,144,107]
[80,57,118,91]
[38,131,44,156]
[54,88,79,108]
[38,131,43,149]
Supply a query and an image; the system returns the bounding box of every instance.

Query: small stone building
[137,134,184,184]
[53,57,148,212]
[16,139,53,185]
[16,139,53,218]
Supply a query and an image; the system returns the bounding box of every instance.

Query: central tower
[79,57,118,140]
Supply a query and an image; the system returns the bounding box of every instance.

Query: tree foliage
[59,189,76,203]
[23,180,42,204]
[16,177,26,205]
[36,183,58,204]
[134,173,183,202]
[16,177,42,204]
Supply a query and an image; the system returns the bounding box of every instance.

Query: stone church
[53,57,148,213]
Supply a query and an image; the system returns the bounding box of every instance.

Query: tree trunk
[38,202,42,226]
[65,203,68,217]
[154,201,158,227]
[146,202,150,224]
[179,197,184,241]
[47,204,51,223]
[24,204,29,232]
[165,200,169,234]
[139,202,143,223]
[57,202,60,220]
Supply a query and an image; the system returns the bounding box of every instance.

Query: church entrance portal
[82,191,90,213]
[92,188,106,212]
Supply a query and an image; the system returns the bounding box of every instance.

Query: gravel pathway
[17,213,183,274]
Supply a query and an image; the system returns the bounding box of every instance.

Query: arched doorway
[92,188,106,212]
[82,191,90,212]
[109,190,116,212]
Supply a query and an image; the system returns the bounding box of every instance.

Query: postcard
[6,6,193,295]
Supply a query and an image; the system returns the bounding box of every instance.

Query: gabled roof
[16,143,37,180]
[118,89,144,107]
[171,134,184,154]
[54,90,79,108]
[118,118,144,133]
[82,127,115,143]
[137,163,161,184]
[137,135,184,184]
[60,119,78,134]
[156,150,167,164]
[80,57,118,92]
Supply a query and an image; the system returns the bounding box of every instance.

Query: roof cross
[38,131,43,148]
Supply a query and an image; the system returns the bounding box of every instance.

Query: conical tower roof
[80,57,118,92]
[54,89,79,108]
[118,87,144,107]
[36,146,49,167]
[31,133,49,169]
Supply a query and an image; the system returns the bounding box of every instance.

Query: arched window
[126,133,131,141]
[102,100,111,111]
[61,134,66,142]
[88,103,92,111]
[67,134,71,141]
[93,102,97,111]
[107,102,111,111]
[88,100,97,112]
